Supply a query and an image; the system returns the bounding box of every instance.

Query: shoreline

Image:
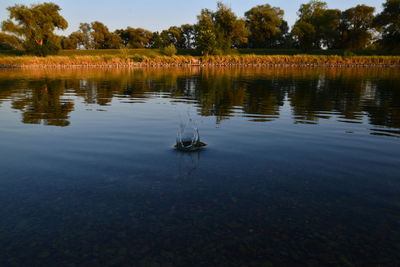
[1,63,399,68]
[1,55,400,68]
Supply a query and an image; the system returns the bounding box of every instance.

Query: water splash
[175,112,206,152]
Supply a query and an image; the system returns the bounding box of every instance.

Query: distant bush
[131,54,144,62]
[162,44,177,56]
[343,50,355,57]
[119,47,130,60]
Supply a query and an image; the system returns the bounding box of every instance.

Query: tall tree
[339,5,375,49]
[213,2,248,50]
[61,36,76,50]
[150,32,163,48]
[180,24,195,49]
[68,22,122,49]
[161,26,185,48]
[317,9,341,49]
[1,2,68,56]
[292,0,340,50]
[195,2,248,54]
[91,21,122,49]
[292,21,316,51]
[231,19,249,48]
[244,4,286,48]
[374,0,400,51]
[115,27,153,48]
[274,21,292,48]
[61,31,86,49]
[195,9,218,55]
[77,23,92,49]
[213,2,238,50]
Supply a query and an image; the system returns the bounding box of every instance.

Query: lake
[0,67,399,266]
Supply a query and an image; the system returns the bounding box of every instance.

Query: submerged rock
[175,140,207,152]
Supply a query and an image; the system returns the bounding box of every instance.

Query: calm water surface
[0,67,399,266]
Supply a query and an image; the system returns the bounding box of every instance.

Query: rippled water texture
[0,67,399,266]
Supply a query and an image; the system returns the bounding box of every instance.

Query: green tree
[292,0,340,50]
[317,9,341,49]
[0,32,22,50]
[197,29,217,56]
[115,27,153,48]
[77,23,92,49]
[162,26,185,48]
[195,2,248,54]
[180,24,195,49]
[1,2,68,56]
[150,32,163,48]
[195,9,218,55]
[213,2,249,50]
[244,4,286,48]
[61,32,86,49]
[231,19,249,48]
[214,2,237,50]
[292,21,316,51]
[274,21,292,48]
[162,44,177,56]
[374,0,400,51]
[61,36,75,50]
[91,21,122,49]
[339,5,375,50]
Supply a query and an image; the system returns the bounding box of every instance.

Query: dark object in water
[175,140,207,152]
[176,120,207,151]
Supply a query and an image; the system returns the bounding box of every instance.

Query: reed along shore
[1,55,400,68]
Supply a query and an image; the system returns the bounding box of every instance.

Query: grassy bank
[1,53,400,67]
[3,48,399,57]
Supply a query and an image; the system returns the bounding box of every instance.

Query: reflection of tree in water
[72,69,186,106]
[287,71,400,128]
[328,75,366,121]
[289,75,334,122]
[242,79,286,120]
[363,79,400,129]
[0,79,20,107]
[288,74,366,122]
[196,70,247,123]
[0,67,399,129]
[7,79,74,127]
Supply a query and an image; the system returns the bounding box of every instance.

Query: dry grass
[201,55,400,65]
[0,54,399,67]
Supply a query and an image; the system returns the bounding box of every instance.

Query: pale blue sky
[0,0,385,35]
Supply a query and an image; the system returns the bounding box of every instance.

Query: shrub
[343,50,355,57]
[119,47,130,60]
[162,44,177,56]
[131,54,144,62]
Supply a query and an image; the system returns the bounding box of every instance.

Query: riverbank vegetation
[1,54,399,67]
[0,0,399,60]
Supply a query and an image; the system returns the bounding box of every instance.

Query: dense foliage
[1,3,67,56]
[245,4,289,49]
[374,0,400,51]
[0,0,399,56]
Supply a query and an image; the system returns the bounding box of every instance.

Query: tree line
[1,0,399,56]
